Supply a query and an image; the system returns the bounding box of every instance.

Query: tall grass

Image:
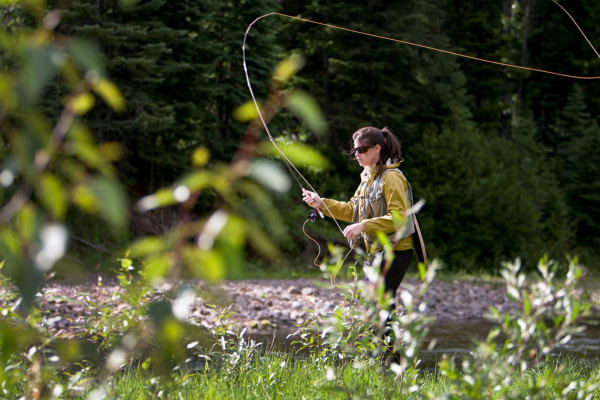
[85,352,599,399]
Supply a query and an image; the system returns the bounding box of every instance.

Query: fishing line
[303,219,355,286]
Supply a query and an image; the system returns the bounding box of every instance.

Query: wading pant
[381,249,413,346]
[383,249,413,313]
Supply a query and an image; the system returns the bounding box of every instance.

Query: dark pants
[382,249,413,313]
[380,249,413,347]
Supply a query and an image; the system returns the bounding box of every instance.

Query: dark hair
[350,126,402,177]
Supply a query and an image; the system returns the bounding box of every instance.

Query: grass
[74,352,600,399]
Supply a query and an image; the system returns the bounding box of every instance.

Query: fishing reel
[307,209,320,223]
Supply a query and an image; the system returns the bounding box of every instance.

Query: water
[420,320,600,368]
[248,319,600,367]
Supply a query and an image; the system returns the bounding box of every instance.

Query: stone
[248,320,258,329]
[286,286,301,295]
[301,287,317,296]
[291,301,302,309]
[260,319,273,328]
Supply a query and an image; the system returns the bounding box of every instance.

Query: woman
[302,126,414,314]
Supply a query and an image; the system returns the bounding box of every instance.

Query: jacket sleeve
[361,172,409,235]
[320,185,361,223]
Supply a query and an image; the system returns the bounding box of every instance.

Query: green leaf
[246,225,280,260]
[259,141,330,170]
[233,100,262,122]
[68,39,105,78]
[38,173,67,219]
[286,90,328,137]
[16,204,39,242]
[71,92,95,115]
[129,237,168,258]
[273,54,305,83]
[89,176,127,231]
[249,159,291,193]
[17,45,58,105]
[93,78,125,112]
[192,147,210,168]
[182,247,225,282]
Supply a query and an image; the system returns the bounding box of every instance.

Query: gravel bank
[6,275,595,334]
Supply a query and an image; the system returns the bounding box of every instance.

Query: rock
[286,286,301,295]
[301,287,318,296]
[250,301,263,310]
[260,319,273,328]
[291,301,302,309]
[248,320,258,329]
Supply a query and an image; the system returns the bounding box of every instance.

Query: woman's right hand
[302,189,322,209]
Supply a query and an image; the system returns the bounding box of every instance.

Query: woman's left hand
[343,223,365,240]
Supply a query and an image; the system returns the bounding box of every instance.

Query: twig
[69,235,114,256]
[0,186,33,225]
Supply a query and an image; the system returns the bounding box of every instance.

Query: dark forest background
[2,0,600,272]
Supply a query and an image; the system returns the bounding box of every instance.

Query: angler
[302,126,425,312]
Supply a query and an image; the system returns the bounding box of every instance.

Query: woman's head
[351,126,402,174]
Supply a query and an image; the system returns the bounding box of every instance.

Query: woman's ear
[374,144,381,154]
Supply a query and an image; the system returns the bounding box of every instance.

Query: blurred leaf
[20,0,47,13]
[99,142,123,162]
[129,237,168,258]
[137,188,177,212]
[144,254,172,279]
[93,78,125,112]
[178,170,211,192]
[273,53,305,83]
[68,38,104,77]
[71,92,95,115]
[249,159,291,193]
[182,246,225,282]
[259,141,330,169]
[16,203,39,242]
[38,172,67,219]
[16,45,58,105]
[233,100,262,122]
[0,76,17,110]
[286,90,328,137]
[192,147,210,168]
[89,177,127,231]
[72,183,98,213]
[246,225,280,260]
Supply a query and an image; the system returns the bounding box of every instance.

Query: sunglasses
[351,145,371,154]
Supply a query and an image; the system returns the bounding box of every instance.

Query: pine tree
[51,0,281,192]
[554,84,600,247]
[440,0,514,136]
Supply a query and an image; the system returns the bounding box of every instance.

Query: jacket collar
[368,159,403,178]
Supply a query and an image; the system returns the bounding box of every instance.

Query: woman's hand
[343,223,365,240]
[302,189,322,209]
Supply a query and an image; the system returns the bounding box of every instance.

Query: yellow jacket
[321,161,414,253]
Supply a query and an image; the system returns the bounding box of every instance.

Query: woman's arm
[302,189,356,223]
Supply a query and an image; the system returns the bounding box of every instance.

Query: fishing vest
[349,168,415,251]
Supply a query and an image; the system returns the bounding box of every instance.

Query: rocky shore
[6,275,595,334]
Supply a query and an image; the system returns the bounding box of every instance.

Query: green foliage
[553,85,600,249]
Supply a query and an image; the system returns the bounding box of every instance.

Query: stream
[248,320,600,368]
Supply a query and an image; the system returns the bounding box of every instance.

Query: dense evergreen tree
[440,0,514,136]
[53,0,280,192]
[553,85,600,248]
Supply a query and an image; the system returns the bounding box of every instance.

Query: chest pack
[349,168,415,250]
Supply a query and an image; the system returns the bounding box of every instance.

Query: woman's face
[354,139,380,168]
